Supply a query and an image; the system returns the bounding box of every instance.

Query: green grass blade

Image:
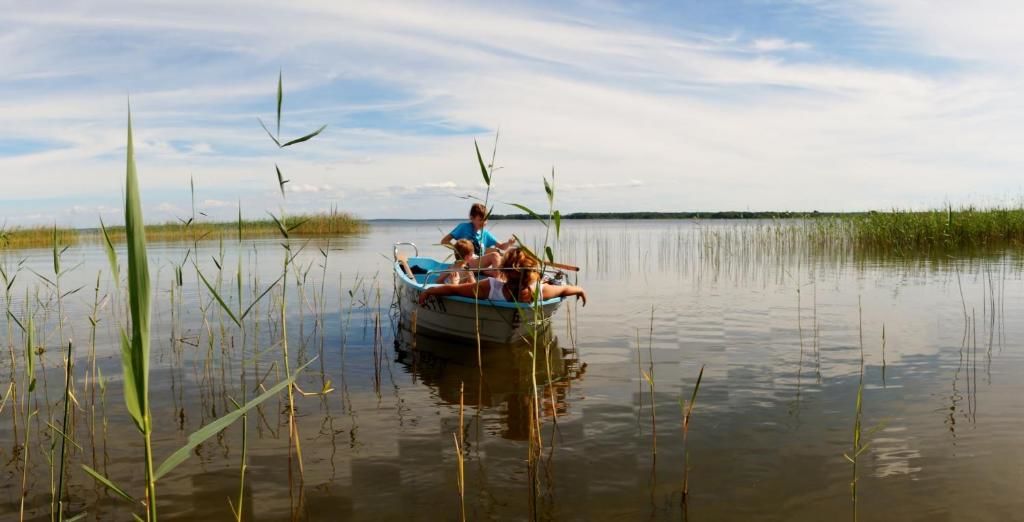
[276,70,282,140]
[240,274,283,321]
[511,234,540,265]
[267,211,289,238]
[119,328,143,431]
[475,140,490,186]
[8,310,24,333]
[124,106,151,432]
[275,165,288,197]
[98,217,119,281]
[80,464,136,504]
[257,118,281,147]
[52,224,60,275]
[25,307,34,392]
[196,267,241,328]
[286,218,310,232]
[508,203,545,224]
[28,268,56,288]
[281,124,327,147]
[154,358,316,480]
[0,382,12,415]
[552,210,561,238]
[61,285,85,299]
[685,365,704,422]
[47,421,83,451]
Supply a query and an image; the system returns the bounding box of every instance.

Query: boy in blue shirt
[441,203,515,276]
[441,203,515,256]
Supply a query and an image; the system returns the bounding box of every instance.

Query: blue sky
[3,1,1024,225]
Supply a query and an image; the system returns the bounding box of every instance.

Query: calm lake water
[1,219,1022,521]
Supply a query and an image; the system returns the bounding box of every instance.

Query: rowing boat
[393,242,565,344]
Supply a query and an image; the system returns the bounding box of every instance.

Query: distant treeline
[490,211,854,220]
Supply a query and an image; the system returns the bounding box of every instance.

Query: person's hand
[418,290,429,305]
[577,289,587,307]
[507,236,516,246]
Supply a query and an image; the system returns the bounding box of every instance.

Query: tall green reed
[17,293,36,521]
[80,105,312,522]
[681,365,704,504]
[505,167,566,517]
[259,71,329,509]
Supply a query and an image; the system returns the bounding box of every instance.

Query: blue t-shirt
[450,222,497,255]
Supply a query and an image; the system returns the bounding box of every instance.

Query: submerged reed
[681,365,704,503]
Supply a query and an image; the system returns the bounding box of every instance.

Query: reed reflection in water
[2,220,1024,520]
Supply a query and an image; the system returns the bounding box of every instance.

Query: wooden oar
[519,251,579,272]
[542,260,580,272]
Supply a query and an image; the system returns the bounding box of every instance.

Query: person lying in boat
[418,248,587,306]
[435,239,477,285]
[441,202,515,260]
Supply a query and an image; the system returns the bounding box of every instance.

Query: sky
[3,0,1024,225]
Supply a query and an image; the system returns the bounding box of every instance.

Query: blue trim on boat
[395,256,562,309]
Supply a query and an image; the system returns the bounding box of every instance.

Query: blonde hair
[501,248,541,302]
[453,239,474,260]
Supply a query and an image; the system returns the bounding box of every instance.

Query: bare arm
[541,284,587,306]
[418,279,492,304]
[495,236,516,250]
[440,233,454,245]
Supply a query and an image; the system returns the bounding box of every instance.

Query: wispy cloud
[751,38,811,52]
[1,1,1022,225]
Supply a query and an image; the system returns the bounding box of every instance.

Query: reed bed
[0,213,363,251]
[0,225,78,249]
[0,81,331,521]
[763,206,1024,258]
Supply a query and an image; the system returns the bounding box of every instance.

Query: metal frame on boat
[393,242,566,344]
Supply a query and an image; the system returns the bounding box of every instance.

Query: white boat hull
[394,256,564,344]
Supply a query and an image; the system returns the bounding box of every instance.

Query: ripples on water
[1,219,1022,520]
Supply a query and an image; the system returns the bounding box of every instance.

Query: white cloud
[2,1,1024,225]
[842,0,1024,67]
[287,183,333,193]
[565,179,643,191]
[201,199,235,208]
[751,38,811,52]
[155,202,185,216]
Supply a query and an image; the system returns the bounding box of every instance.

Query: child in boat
[418,248,587,305]
[441,203,516,257]
[436,239,477,285]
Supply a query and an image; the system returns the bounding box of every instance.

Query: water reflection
[393,327,585,441]
[6,221,1024,520]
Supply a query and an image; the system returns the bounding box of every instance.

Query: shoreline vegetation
[0,211,364,249]
[5,206,1024,254]
[492,207,1024,255]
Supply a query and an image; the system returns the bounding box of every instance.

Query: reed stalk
[18,294,36,522]
[2,259,22,463]
[681,366,704,503]
[455,381,466,522]
[80,104,313,522]
[56,341,73,521]
[259,70,329,504]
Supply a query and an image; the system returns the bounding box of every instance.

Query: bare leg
[476,252,503,278]
[396,254,415,279]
